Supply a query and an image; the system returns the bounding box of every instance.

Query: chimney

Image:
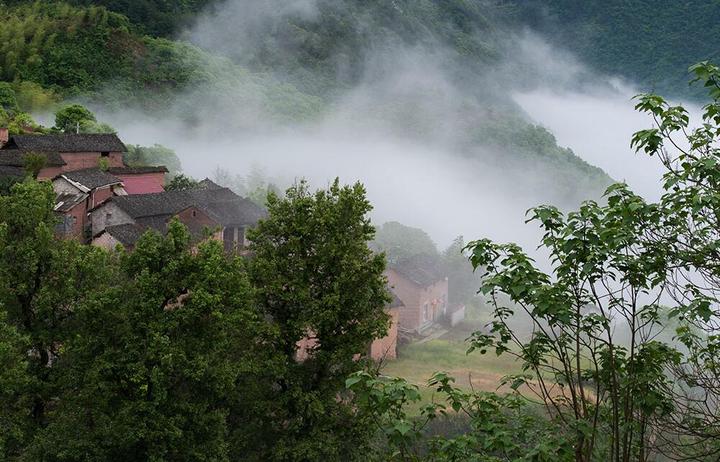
[0,128,8,148]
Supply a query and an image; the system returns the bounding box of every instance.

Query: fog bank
[97,2,689,252]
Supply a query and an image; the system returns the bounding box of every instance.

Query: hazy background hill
[4,0,715,245]
[506,0,720,98]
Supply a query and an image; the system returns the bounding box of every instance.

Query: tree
[54,104,115,134]
[628,61,720,459]
[54,104,96,133]
[22,153,47,179]
[26,222,267,461]
[347,370,572,461]
[0,311,31,459]
[373,221,438,264]
[165,173,199,191]
[0,181,113,459]
[441,235,479,307]
[126,144,182,176]
[465,185,681,462]
[0,82,19,112]
[247,179,390,460]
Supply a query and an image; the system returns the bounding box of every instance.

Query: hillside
[507,0,720,97]
[0,0,612,205]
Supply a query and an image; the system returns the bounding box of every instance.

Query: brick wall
[175,206,220,244]
[369,307,400,360]
[385,269,449,334]
[60,152,123,171]
[38,166,64,180]
[57,201,87,241]
[116,172,165,194]
[90,202,134,237]
[90,186,113,209]
[92,232,121,251]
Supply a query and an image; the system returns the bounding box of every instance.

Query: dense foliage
[349,63,720,462]
[508,0,720,97]
[0,179,391,461]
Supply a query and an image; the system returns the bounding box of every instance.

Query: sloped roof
[0,149,65,167]
[60,168,122,190]
[390,254,445,287]
[107,166,169,175]
[387,287,405,308]
[101,223,145,247]
[104,186,266,227]
[103,209,218,248]
[54,192,87,213]
[196,178,224,190]
[4,134,126,152]
[0,165,26,177]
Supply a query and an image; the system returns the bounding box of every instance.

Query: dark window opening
[101,152,110,157]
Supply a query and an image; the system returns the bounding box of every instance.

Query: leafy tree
[165,173,199,191]
[22,153,46,179]
[348,371,573,461]
[53,104,114,134]
[0,181,113,459]
[0,311,31,459]
[26,222,267,461]
[628,61,720,459]
[0,82,19,112]
[465,182,682,461]
[440,236,478,307]
[373,221,438,264]
[247,179,390,460]
[125,144,182,176]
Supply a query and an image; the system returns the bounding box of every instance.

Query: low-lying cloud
[96,1,692,253]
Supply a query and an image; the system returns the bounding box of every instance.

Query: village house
[52,168,127,240]
[385,254,450,334]
[0,132,168,192]
[89,179,266,252]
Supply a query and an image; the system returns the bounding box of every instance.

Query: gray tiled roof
[54,192,87,213]
[102,223,145,247]
[5,134,126,152]
[107,186,266,227]
[107,166,168,175]
[391,254,445,287]
[0,165,26,177]
[0,149,65,167]
[60,168,122,190]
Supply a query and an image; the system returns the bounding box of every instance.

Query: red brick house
[52,168,126,240]
[0,134,126,179]
[89,180,266,251]
[385,254,449,334]
[92,205,221,251]
[108,166,168,194]
[0,133,167,194]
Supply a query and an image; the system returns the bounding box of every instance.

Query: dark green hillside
[194,0,503,96]
[0,0,611,201]
[0,2,321,119]
[507,0,720,97]
[3,0,219,36]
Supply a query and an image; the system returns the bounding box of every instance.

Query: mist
[94,1,684,253]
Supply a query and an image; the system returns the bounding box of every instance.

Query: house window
[423,303,429,322]
[101,152,110,157]
[191,210,197,217]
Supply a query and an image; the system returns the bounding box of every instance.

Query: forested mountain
[0,0,614,205]
[506,0,720,97]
